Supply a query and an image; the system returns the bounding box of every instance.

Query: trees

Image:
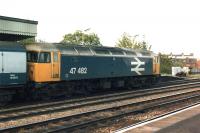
[116,33,151,50]
[160,54,186,74]
[61,30,102,46]
[19,37,36,44]
[159,54,173,74]
[19,38,46,44]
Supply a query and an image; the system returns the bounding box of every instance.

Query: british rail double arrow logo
[131,57,145,75]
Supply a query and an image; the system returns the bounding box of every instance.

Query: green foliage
[160,54,186,74]
[19,38,47,45]
[160,54,173,74]
[116,33,151,50]
[61,30,102,46]
[19,37,36,44]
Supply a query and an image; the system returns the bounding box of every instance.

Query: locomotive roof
[0,41,26,52]
[25,43,154,57]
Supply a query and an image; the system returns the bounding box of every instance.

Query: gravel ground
[0,87,199,130]
[188,74,200,79]
[88,98,200,133]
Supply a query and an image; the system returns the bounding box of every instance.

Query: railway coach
[0,41,27,103]
[0,41,27,88]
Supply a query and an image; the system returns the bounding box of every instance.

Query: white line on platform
[114,103,200,133]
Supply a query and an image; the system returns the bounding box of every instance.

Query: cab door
[153,56,160,75]
[0,52,2,85]
[51,52,60,80]
[153,57,157,74]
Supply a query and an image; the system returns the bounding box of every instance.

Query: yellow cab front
[27,51,60,82]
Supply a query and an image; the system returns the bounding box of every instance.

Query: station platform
[116,104,200,133]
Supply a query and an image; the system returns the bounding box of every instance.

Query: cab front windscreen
[27,52,51,63]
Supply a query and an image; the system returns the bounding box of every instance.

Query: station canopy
[0,16,38,41]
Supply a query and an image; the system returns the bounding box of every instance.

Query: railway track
[0,81,200,122]
[0,77,196,109]
[48,93,200,133]
[1,78,200,110]
[0,81,200,132]
[154,78,200,87]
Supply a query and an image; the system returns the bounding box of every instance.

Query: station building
[0,15,38,41]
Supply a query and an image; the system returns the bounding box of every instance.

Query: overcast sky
[1,0,200,57]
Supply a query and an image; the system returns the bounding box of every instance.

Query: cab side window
[39,52,51,63]
[53,52,58,62]
[27,52,39,62]
[154,56,160,63]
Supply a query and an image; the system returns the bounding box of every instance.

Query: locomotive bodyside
[60,46,154,81]
[60,55,153,81]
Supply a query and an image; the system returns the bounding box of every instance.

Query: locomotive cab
[27,50,60,82]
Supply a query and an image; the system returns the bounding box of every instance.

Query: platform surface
[120,104,200,133]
